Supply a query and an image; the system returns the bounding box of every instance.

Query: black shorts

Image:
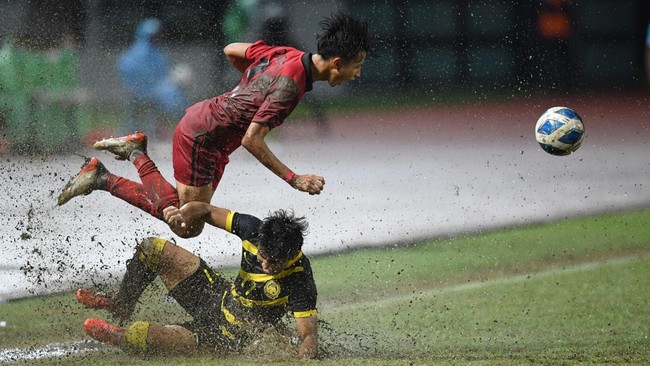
[168,259,240,351]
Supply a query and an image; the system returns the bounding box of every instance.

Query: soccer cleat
[76,288,112,310]
[83,318,124,346]
[57,157,107,206]
[93,132,147,160]
[76,288,135,324]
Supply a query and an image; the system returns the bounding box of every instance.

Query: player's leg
[165,258,231,351]
[57,132,179,220]
[94,131,180,218]
[141,323,198,354]
[58,131,226,234]
[83,318,198,355]
[153,240,233,351]
[109,237,205,296]
[57,156,178,219]
[82,240,229,354]
[155,238,201,289]
[77,237,183,323]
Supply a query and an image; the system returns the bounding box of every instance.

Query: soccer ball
[534,106,585,156]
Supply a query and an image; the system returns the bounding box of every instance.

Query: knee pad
[124,321,150,353]
[136,237,166,272]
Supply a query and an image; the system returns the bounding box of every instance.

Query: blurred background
[1,0,649,303]
[0,0,648,153]
[1,3,649,360]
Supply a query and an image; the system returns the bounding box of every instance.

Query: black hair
[316,12,372,62]
[257,209,309,261]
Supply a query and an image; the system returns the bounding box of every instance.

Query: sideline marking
[0,340,105,363]
[324,256,645,313]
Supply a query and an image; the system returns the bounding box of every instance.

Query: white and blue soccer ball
[535,106,585,156]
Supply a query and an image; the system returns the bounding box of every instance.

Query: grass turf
[1,208,649,365]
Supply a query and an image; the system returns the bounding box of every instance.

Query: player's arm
[241,122,325,195]
[162,202,230,231]
[223,42,253,73]
[295,315,318,359]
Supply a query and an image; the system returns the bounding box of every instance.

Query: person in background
[118,18,188,139]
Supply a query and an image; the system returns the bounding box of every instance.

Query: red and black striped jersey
[177,41,313,157]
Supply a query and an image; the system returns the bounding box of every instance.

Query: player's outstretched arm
[295,316,318,360]
[242,122,325,195]
[163,203,230,231]
[224,42,252,73]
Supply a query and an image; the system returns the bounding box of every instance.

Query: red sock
[103,155,179,219]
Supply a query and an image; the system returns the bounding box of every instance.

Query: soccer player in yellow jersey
[77,206,318,359]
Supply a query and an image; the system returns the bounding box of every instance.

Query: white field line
[0,340,106,363]
[323,256,644,314]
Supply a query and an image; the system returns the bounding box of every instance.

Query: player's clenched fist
[163,206,187,228]
[291,174,325,195]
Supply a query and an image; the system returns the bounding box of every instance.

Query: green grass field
[1,209,649,365]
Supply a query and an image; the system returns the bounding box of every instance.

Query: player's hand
[163,206,187,228]
[291,174,325,195]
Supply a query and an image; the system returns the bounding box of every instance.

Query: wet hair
[316,12,372,62]
[257,209,309,261]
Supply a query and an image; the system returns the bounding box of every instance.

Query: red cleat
[57,157,108,206]
[93,131,147,160]
[76,288,136,323]
[76,288,112,310]
[83,318,124,346]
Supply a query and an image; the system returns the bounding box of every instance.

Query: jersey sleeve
[245,40,273,63]
[288,258,318,318]
[251,76,301,129]
[229,212,262,242]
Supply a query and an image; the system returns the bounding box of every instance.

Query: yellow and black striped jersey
[219,211,317,338]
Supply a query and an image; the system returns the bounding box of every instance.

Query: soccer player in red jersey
[58,13,372,238]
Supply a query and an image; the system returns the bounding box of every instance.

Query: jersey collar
[283,250,303,269]
[301,52,314,92]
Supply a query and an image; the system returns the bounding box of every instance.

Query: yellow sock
[137,237,167,272]
[124,321,150,352]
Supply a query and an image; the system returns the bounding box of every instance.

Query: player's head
[135,18,162,44]
[316,12,372,86]
[256,209,308,274]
